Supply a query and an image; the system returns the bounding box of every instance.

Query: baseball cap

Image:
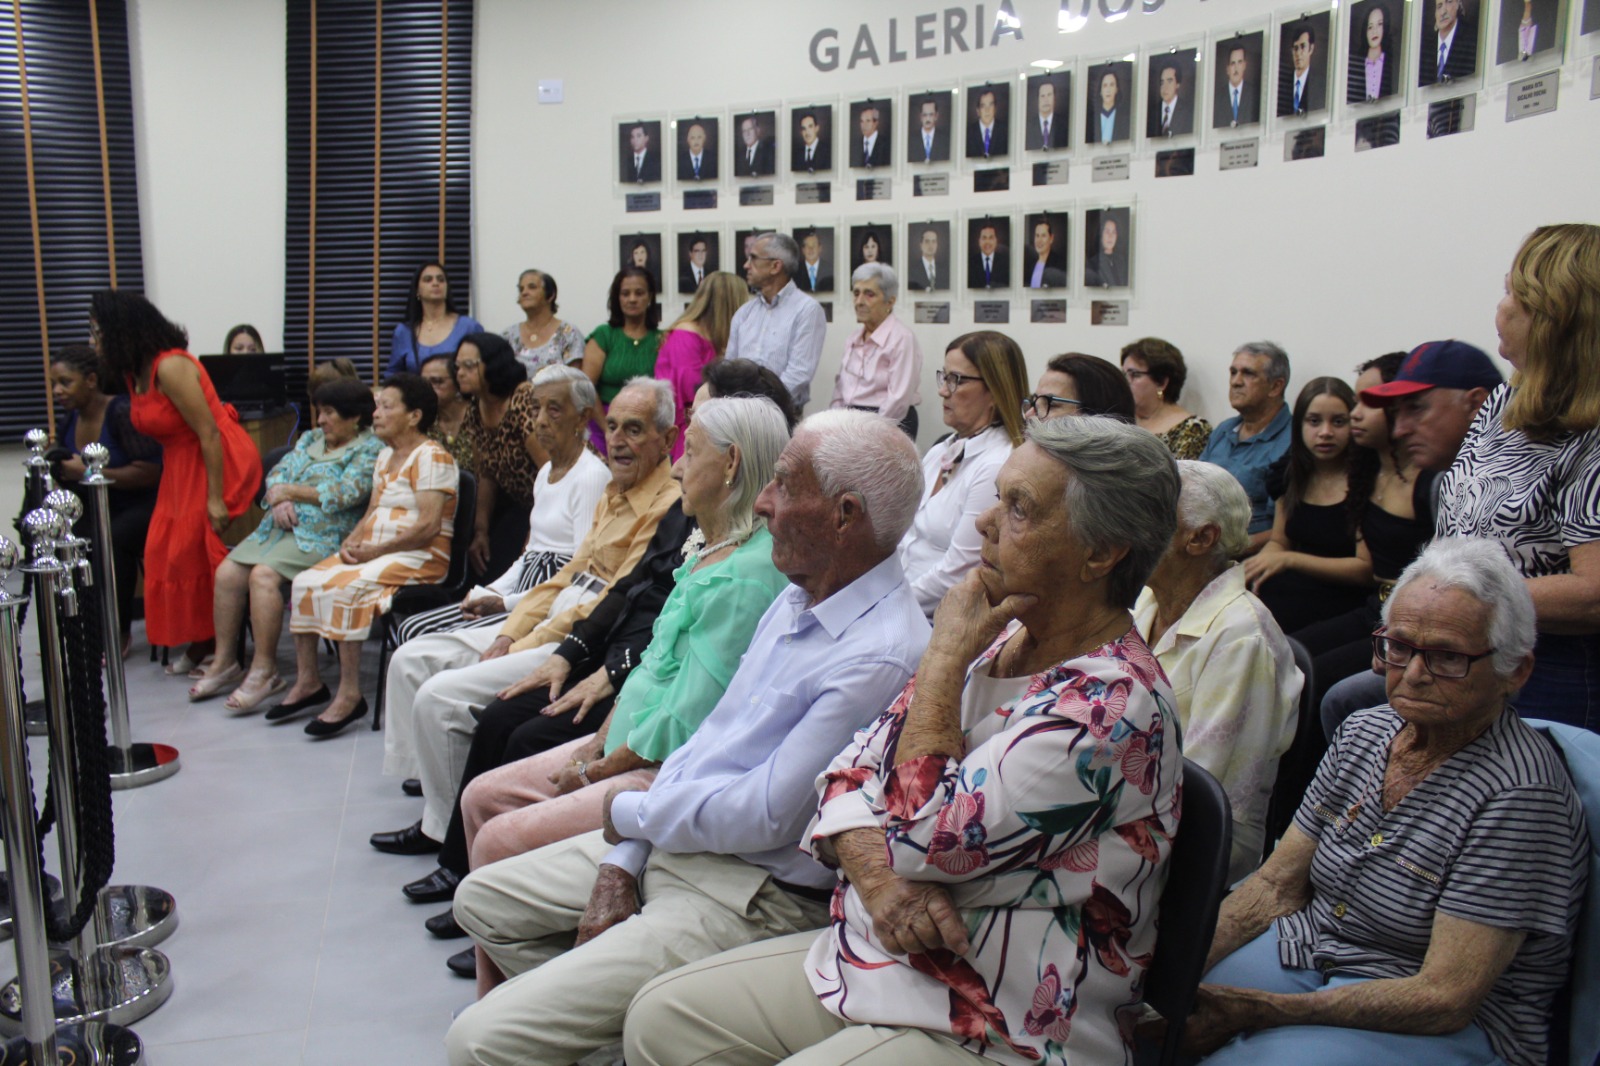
[1359,340,1503,405]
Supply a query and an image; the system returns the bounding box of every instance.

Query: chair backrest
[442,470,476,593]
[1141,758,1233,1066]
[1261,635,1318,862]
[258,443,295,504]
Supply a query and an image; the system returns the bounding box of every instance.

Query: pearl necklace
[682,527,750,562]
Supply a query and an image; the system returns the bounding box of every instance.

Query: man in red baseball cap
[1360,339,1503,472]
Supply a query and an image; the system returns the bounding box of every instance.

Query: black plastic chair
[1137,758,1234,1066]
[1261,636,1317,862]
[371,469,476,730]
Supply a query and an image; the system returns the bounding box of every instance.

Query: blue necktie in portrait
[1232,89,1240,122]
[1295,81,1303,111]
[983,127,991,155]
[1438,41,1447,77]
[924,133,933,162]
[984,256,992,284]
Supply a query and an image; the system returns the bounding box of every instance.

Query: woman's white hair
[620,376,676,432]
[851,262,899,302]
[531,363,598,415]
[687,396,791,545]
[796,409,923,550]
[1175,460,1252,563]
[1382,536,1536,679]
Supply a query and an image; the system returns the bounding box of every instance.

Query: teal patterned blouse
[245,429,384,559]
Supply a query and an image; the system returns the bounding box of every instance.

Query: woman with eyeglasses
[1185,537,1586,1066]
[1120,336,1212,458]
[896,330,1028,619]
[1023,351,1136,422]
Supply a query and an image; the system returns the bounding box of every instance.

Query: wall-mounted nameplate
[913,301,951,324]
[1091,154,1131,182]
[739,185,776,207]
[856,178,892,201]
[1218,138,1259,171]
[795,182,832,205]
[973,301,1010,324]
[1507,71,1560,121]
[1154,148,1194,178]
[682,190,718,211]
[1030,299,1067,324]
[1032,161,1069,186]
[818,301,833,323]
[1091,300,1129,326]
[914,173,950,197]
[625,192,662,213]
[1283,127,1326,161]
[1427,95,1476,138]
[972,168,1010,192]
[1354,112,1401,152]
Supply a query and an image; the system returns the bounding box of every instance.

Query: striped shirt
[1281,706,1588,1066]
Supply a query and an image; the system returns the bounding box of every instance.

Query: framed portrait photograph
[790,105,834,174]
[1083,60,1135,145]
[965,81,1012,160]
[1277,12,1333,116]
[732,109,778,179]
[848,98,894,169]
[1021,211,1069,290]
[618,232,664,287]
[1083,207,1131,289]
[675,117,719,183]
[1495,0,1563,64]
[1418,0,1480,85]
[676,231,720,295]
[966,215,1012,291]
[906,90,955,164]
[733,229,763,272]
[1023,71,1071,150]
[1347,0,1405,102]
[848,223,894,274]
[791,226,836,294]
[618,119,664,184]
[1146,47,1200,138]
[905,220,953,292]
[1214,32,1266,127]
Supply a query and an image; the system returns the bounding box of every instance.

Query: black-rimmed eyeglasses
[1371,628,1495,680]
[1024,393,1082,418]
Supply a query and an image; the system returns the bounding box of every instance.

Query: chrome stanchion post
[77,444,180,788]
[23,430,54,508]
[0,510,172,1031]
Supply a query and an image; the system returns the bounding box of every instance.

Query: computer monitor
[198,353,287,417]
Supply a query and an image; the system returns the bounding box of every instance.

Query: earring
[723,477,733,487]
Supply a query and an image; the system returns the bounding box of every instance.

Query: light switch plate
[537,80,564,104]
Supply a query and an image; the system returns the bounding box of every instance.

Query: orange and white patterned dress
[290,439,458,642]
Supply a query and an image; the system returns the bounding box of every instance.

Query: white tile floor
[7,617,468,1064]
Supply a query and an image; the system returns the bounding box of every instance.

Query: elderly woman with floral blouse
[624,415,1183,1066]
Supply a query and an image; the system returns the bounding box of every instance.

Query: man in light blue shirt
[1199,341,1292,553]
[447,411,931,1066]
[725,231,828,409]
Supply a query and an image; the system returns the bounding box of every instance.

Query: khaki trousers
[624,931,983,1065]
[446,831,829,1066]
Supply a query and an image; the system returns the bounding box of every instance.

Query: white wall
[129,0,1600,445]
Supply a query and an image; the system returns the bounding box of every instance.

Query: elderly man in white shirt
[445,410,931,1066]
[1133,460,1303,881]
[725,231,828,409]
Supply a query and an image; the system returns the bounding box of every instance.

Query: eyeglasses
[1123,368,1149,381]
[454,359,482,371]
[744,255,779,265]
[1025,393,1082,418]
[935,371,985,393]
[1370,628,1495,680]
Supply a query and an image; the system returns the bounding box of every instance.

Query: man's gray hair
[619,376,675,433]
[1383,536,1536,680]
[851,262,899,302]
[1025,418,1180,607]
[756,231,800,278]
[1175,460,1252,563]
[797,409,923,550]
[532,364,598,416]
[688,396,791,546]
[1235,340,1291,388]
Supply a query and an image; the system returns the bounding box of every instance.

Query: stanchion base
[106,744,180,790]
[0,946,172,1030]
[95,886,177,950]
[0,1021,142,1065]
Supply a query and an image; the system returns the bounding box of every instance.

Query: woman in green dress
[582,266,662,451]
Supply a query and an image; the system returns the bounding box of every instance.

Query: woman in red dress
[91,291,262,671]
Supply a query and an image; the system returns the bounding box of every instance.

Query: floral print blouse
[804,623,1181,1066]
[245,428,384,559]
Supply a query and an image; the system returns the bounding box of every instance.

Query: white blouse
[897,424,1014,617]
[494,449,611,610]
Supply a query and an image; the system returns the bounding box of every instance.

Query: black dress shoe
[401,778,423,797]
[425,908,466,939]
[402,866,461,903]
[304,697,368,738]
[447,947,476,978]
[265,685,331,722]
[370,820,440,856]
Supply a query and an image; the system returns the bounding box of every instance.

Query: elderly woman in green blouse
[189,378,384,711]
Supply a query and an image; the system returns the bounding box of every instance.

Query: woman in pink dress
[653,271,748,459]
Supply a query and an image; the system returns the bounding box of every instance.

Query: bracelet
[577,761,593,787]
